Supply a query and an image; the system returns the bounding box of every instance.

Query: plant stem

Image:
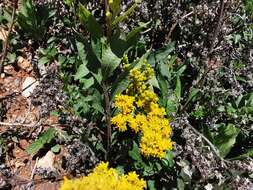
[183,119,230,165]
[208,0,225,55]
[102,82,112,160]
[0,4,17,74]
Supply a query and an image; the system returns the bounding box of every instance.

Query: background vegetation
[0,0,252,189]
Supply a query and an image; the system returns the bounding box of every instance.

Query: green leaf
[91,37,121,80]
[80,77,94,89]
[38,56,49,65]
[51,144,61,153]
[214,124,240,158]
[147,180,156,190]
[110,51,150,99]
[175,76,181,100]
[7,53,16,63]
[166,94,179,116]
[26,128,56,155]
[185,88,200,105]
[148,42,175,66]
[163,151,174,167]
[78,4,102,39]
[129,141,142,162]
[116,165,125,175]
[111,71,130,100]
[50,111,60,117]
[125,22,150,48]
[176,65,187,76]
[229,149,253,160]
[177,178,185,190]
[156,72,169,106]
[109,0,121,19]
[64,0,73,7]
[112,1,139,28]
[17,0,55,40]
[76,41,88,65]
[74,64,89,80]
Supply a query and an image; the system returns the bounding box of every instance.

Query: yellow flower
[118,172,146,190]
[111,113,129,131]
[60,162,146,190]
[140,129,173,158]
[114,95,135,114]
[111,62,173,159]
[128,115,139,132]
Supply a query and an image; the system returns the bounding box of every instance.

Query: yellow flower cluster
[60,162,146,190]
[111,62,173,158]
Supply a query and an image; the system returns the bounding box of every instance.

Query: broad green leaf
[80,77,94,89]
[91,69,103,84]
[26,128,56,155]
[159,62,170,79]
[111,71,130,100]
[110,36,128,57]
[166,94,179,116]
[92,101,104,114]
[148,42,175,66]
[76,41,88,65]
[126,22,150,42]
[74,64,89,80]
[214,124,240,158]
[18,0,55,40]
[91,37,121,80]
[129,141,142,162]
[78,4,102,39]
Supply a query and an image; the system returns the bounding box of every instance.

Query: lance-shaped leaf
[214,124,240,158]
[78,4,103,39]
[26,128,56,155]
[91,37,121,80]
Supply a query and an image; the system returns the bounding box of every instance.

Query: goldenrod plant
[60,162,146,190]
[1,0,252,189]
[111,63,173,158]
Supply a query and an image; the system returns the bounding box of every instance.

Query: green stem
[102,82,112,160]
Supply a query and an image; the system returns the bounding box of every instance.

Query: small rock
[0,73,5,79]
[37,151,56,171]
[22,77,39,97]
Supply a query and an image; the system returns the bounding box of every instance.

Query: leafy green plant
[26,128,56,155]
[17,0,55,41]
